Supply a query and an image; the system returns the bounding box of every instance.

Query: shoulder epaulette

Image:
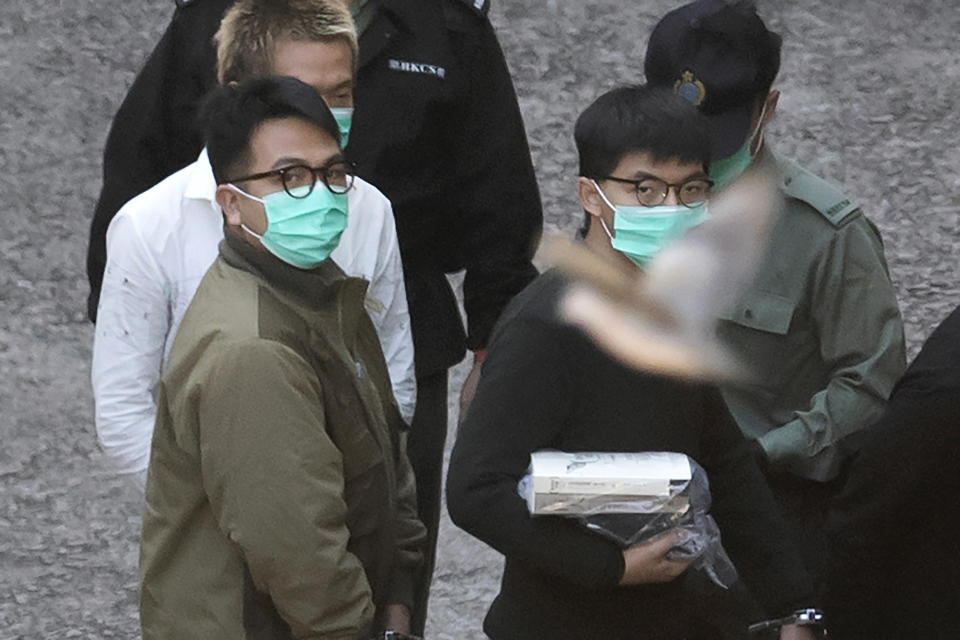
[444,0,490,20]
[778,158,860,227]
[461,0,491,16]
[443,0,490,32]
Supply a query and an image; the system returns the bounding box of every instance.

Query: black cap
[644,0,782,159]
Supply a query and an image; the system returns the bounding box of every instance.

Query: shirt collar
[183,148,218,204]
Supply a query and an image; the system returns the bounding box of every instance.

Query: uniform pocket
[720,290,796,335]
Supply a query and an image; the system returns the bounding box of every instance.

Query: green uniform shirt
[718,149,906,482]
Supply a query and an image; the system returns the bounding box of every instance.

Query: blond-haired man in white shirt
[91,0,415,487]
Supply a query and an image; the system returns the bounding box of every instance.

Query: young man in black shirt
[446,85,817,640]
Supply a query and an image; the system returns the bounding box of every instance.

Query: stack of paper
[526,451,692,515]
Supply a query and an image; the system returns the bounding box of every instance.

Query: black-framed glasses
[228,159,355,198]
[600,174,713,208]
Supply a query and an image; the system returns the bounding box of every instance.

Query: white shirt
[91,151,416,475]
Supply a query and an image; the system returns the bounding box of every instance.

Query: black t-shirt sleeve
[446,314,625,589]
[697,388,815,616]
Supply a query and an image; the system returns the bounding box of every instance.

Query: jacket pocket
[338,424,384,482]
[340,426,388,539]
[720,290,796,335]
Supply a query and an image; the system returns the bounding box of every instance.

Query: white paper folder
[526,451,692,515]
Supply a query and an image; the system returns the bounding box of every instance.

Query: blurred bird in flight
[545,167,780,383]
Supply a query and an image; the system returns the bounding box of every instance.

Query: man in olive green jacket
[139,76,425,639]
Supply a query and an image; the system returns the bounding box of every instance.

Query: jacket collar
[359,0,442,69]
[219,229,360,312]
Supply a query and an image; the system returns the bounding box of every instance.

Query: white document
[526,451,692,515]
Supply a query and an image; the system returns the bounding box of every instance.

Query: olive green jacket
[140,232,425,639]
[718,149,906,482]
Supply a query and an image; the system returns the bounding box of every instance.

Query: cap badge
[674,70,706,106]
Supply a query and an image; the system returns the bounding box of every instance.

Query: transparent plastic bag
[518,451,738,588]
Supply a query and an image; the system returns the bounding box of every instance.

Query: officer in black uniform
[85,0,543,633]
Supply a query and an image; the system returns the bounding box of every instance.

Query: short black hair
[198,75,340,184]
[575,84,711,180]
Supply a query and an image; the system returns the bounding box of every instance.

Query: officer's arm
[87,0,222,321]
[758,217,906,478]
[200,339,375,639]
[447,12,543,352]
[91,211,171,479]
[700,390,815,617]
[823,305,960,637]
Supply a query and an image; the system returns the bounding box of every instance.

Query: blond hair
[215,0,358,85]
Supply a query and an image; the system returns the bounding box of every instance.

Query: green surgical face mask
[593,181,709,268]
[330,107,353,148]
[227,183,348,269]
[709,103,767,192]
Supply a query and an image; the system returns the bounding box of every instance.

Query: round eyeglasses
[228,159,355,198]
[600,174,713,208]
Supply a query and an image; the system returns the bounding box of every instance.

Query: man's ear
[215,185,244,227]
[761,90,780,128]
[750,90,780,154]
[577,177,606,221]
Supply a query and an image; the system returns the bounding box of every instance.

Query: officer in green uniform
[644,0,906,579]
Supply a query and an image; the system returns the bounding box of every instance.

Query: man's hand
[779,623,817,640]
[383,604,411,635]
[619,529,694,585]
[458,354,484,422]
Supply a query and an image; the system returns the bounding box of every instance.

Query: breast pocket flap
[720,290,795,335]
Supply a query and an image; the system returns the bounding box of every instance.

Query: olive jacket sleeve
[386,428,425,611]
[199,338,375,639]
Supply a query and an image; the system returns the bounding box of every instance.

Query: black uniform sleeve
[446,316,626,589]
[444,13,543,351]
[85,0,225,321]
[697,389,815,617]
[823,305,960,638]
